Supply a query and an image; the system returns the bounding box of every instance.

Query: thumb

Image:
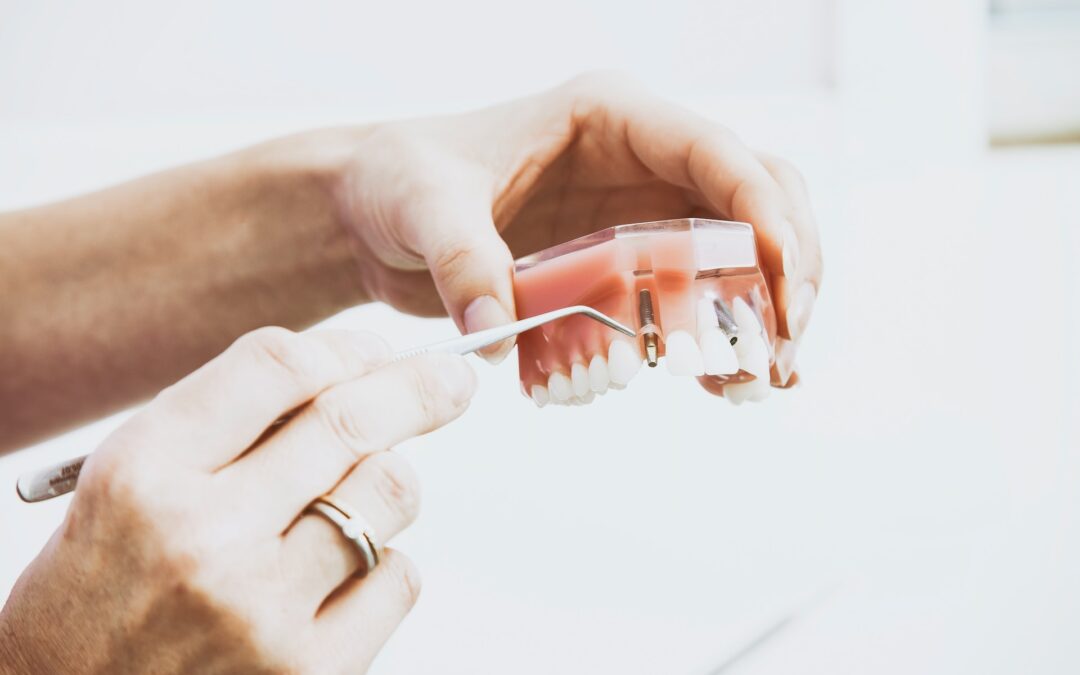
[411,195,517,364]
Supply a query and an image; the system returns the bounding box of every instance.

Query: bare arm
[0,135,368,452]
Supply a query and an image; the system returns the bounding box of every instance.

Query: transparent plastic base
[512,218,778,406]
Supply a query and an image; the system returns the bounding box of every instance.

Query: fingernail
[463,295,515,365]
[771,337,798,386]
[782,228,800,280]
[786,283,816,342]
[771,274,792,339]
[438,354,477,404]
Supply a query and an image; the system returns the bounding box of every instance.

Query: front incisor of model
[513,219,779,407]
[607,340,642,387]
[588,355,609,394]
[664,331,705,376]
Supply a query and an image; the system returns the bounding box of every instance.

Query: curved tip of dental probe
[568,306,636,338]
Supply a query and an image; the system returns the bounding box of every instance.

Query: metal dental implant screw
[712,297,739,345]
[638,288,660,367]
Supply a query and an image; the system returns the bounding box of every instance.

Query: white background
[2,1,1078,673]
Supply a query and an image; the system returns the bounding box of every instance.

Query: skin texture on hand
[334,73,823,376]
[0,328,477,675]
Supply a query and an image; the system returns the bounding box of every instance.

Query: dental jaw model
[513,218,778,406]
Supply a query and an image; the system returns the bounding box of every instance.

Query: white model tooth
[547,372,573,402]
[735,332,770,378]
[581,390,596,405]
[699,328,739,375]
[530,384,549,407]
[570,362,590,398]
[608,340,642,386]
[724,381,753,405]
[748,376,772,401]
[732,297,761,338]
[588,355,609,394]
[664,330,705,376]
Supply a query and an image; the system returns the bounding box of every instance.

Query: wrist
[230,128,378,310]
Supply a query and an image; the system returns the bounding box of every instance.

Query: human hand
[329,73,822,385]
[0,328,476,674]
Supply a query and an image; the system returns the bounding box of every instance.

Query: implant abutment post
[644,335,658,367]
[637,288,660,367]
[712,297,739,345]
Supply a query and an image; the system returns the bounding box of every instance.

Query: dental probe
[16,306,634,504]
[392,304,634,360]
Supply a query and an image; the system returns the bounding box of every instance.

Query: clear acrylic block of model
[513,218,778,406]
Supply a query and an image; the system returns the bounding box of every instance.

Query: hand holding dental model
[340,73,822,385]
[0,74,821,672]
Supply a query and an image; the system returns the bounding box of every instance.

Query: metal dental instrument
[392,304,634,360]
[16,305,634,504]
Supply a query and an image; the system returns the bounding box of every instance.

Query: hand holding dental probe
[15,306,634,504]
[0,327,482,674]
[0,312,630,672]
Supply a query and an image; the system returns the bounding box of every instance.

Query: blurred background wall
[0,0,835,118]
[4,0,1076,204]
[5,1,1078,143]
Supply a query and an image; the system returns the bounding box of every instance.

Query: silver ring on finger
[306,494,381,575]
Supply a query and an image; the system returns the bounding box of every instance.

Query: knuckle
[688,129,743,188]
[711,124,741,148]
[429,239,476,282]
[773,157,809,193]
[367,122,422,157]
[346,330,393,363]
[382,551,422,606]
[318,329,393,376]
[367,452,421,524]
[727,175,755,213]
[562,70,639,104]
[406,362,452,429]
[312,391,373,460]
[241,327,319,386]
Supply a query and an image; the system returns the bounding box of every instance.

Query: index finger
[575,79,794,282]
[117,327,392,471]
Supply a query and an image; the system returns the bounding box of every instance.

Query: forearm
[0,133,369,452]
